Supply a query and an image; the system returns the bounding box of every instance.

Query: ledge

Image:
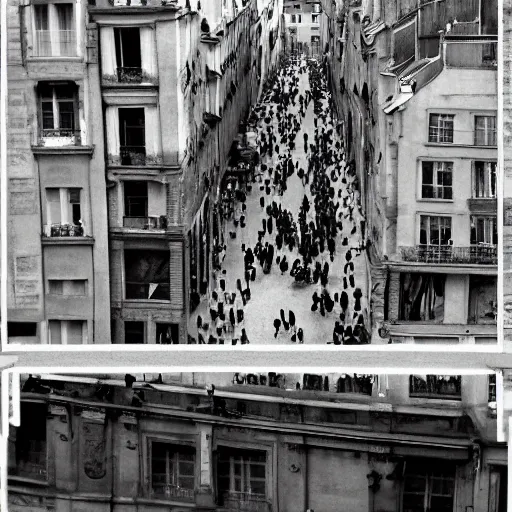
[109,227,184,240]
[41,237,95,246]
[388,323,497,338]
[31,145,94,156]
[385,260,497,275]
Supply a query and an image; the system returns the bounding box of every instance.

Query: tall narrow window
[114,27,142,82]
[473,161,497,198]
[34,3,75,57]
[150,442,195,500]
[399,273,445,322]
[470,216,497,245]
[119,108,146,165]
[123,181,148,228]
[421,162,453,199]
[474,115,497,146]
[46,188,83,236]
[428,114,454,143]
[38,82,78,140]
[402,459,456,512]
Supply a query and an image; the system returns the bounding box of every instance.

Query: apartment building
[6,0,282,345]
[283,0,323,57]
[7,371,506,511]
[6,0,111,344]
[321,0,498,345]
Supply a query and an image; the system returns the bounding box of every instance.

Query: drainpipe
[303,443,308,511]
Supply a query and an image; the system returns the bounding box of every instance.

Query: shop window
[402,459,456,512]
[399,273,445,322]
[150,442,195,500]
[9,402,47,481]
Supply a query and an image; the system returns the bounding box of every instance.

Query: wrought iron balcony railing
[38,129,81,146]
[117,67,143,83]
[120,145,146,166]
[34,30,76,57]
[151,484,194,500]
[123,216,167,229]
[400,245,497,265]
[221,492,270,512]
[44,223,85,237]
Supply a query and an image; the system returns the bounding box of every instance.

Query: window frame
[45,187,83,235]
[474,115,497,146]
[472,160,497,198]
[419,161,453,201]
[47,319,87,344]
[409,375,462,400]
[214,441,274,507]
[418,215,452,246]
[143,435,197,502]
[428,113,455,144]
[47,279,87,296]
[470,215,497,246]
[38,82,78,136]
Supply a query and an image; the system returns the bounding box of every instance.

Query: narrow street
[190,57,369,345]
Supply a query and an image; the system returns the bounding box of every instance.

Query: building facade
[283,0,324,57]
[321,0,498,346]
[7,372,506,511]
[6,0,283,345]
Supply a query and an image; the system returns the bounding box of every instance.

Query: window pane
[34,5,49,30]
[49,320,62,344]
[67,321,83,344]
[48,280,63,295]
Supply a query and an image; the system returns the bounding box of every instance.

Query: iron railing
[117,67,143,83]
[34,30,76,57]
[221,492,270,512]
[400,245,497,265]
[151,484,194,500]
[120,145,146,166]
[39,129,81,145]
[45,223,85,237]
[123,216,167,229]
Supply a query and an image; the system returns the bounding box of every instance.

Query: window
[473,161,497,198]
[125,321,145,344]
[38,82,78,139]
[468,276,497,324]
[419,216,452,245]
[312,14,319,23]
[474,115,497,146]
[124,180,148,216]
[156,323,180,344]
[33,3,75,57]
[471,216,497,245]
[297,14,302,23]
[409,375,462,399]
[312,3,321,12]
[150,442,195,500]
[336,374,373,395]
[124,249,170,300]
[48,320,86,344]
[489,374,497,403]
[48,279,87,296]
[45,188,83,236]
[217,447,267,505]
[119,108,146,165]
[399,273,445,322]
[291,14,296,23]
[8,322,37,338]
[428,114,454,143]
[420,162,453,199]
[9,403,47,480]
[114,27,142,82]
[402,459,456,512]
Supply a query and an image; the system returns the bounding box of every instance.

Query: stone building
[283,0,324,58]
[6,0,283,344]
[321,0,498,346]
[7,372,506,511]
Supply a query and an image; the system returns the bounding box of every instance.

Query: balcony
[123,216,167,229]
[400,245,497,265]
[34,30,76,57]
[44,223,86,238]
[467,198,497,214]
[151,484,194,501]
[120,146,146,166]
[221,492,271,512]
[444,37,498,69]
[37,129,81,147]
[103,67,158,85]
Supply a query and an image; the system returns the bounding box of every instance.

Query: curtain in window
[140,27,157,78]
[400,274,445,322]
[48,4,61,56]
[144,106,162,164]
[106,106,120,164]
[100,27,117,77]
[147,182,165,217]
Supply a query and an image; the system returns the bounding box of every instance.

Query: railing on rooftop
[400,245,497,265]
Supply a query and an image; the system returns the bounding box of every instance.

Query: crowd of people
[193,56,370,345]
